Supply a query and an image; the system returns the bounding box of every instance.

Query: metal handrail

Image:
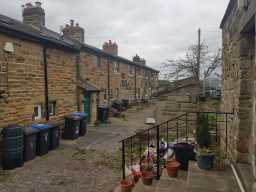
[120,111,234,180]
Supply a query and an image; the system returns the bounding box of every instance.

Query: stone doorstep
[187,161,240,192]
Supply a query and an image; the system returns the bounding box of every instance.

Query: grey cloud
[0,0,229,73]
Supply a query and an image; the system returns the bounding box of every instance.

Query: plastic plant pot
[194,149,215,170]
[166,160,181,177]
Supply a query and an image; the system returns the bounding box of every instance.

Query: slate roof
[0,13,159,72]
[0,14,78,51]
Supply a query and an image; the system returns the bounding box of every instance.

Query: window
[113,61,120,73]
[49,102,56,116]
[129,65,133,75]
[138,68,142,76]
[116,88,119,97]
[103,89,107,100]
[92,55,101,67]
[34,104,42,120]
[0,57,8,93]
[121,80,128,89]
[109,89,113,98]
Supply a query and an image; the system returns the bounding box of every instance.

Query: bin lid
[173,143,194,151]
[24,127,39,135]
[2,125,24,136]
[98,105,109,109]
[65,114,81,120]
[31,124,51,130]
[71,112,87,118]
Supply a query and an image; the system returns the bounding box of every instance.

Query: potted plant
[194,113,215,170]
[120,179,134,192]
[165,159,181,177]
[141,168,154,186]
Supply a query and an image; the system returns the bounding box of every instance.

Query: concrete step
[155,169,188,192]
[187,161,240,192]
[113,178,159,192]
[133,178,159,192]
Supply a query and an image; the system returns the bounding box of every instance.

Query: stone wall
[0,33,77,128]
[221,0,256,191]
[76,50,159,122]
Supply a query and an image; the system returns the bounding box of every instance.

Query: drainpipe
[107,59,110,105]
[230,163,246,192]
[76,53,81,111]
[43,45,49,121]
[135,67,137,101]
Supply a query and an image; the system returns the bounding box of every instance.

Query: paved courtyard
[0,99,168,192]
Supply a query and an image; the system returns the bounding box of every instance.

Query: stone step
[133,178,159,192]
[155,169,188,192]
[187,161,240,192]
[113,178,159,192]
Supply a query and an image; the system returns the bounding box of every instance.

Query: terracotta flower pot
[120,180,133,192]
[166,160,181,177]
[142,171,154,186]
[132,171,141,183]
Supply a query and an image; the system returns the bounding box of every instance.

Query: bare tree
[162,41,222,82]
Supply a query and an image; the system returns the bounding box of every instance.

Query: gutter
[43,45,49,121]
[135,67,137,101]
[76,53,81,111]
[107,59,110,104]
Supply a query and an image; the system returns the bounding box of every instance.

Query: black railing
[119,111,234,180]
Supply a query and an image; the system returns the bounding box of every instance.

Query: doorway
[84,93,91,122]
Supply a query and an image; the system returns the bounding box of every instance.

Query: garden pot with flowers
[120,179,134,192]
[194,113,215,170]
[141,168,155,186]
[131,166,142,183]
[165,159,181,177]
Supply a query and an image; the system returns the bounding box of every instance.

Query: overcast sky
[0,0,229,73]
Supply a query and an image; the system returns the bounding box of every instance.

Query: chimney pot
[35,2,42,7]
[76,23,79,27]
[26,2,33,8]
[70,19,74,26]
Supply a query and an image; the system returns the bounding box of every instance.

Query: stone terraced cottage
[220,0,256,191]
[0,2,159,128]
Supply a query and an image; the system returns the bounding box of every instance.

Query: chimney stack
[102,40,118,56]
[22,2,45,27]
[133,54,146,66]
[62,20,85,43]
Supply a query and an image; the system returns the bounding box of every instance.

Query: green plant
[196,113,211,148]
